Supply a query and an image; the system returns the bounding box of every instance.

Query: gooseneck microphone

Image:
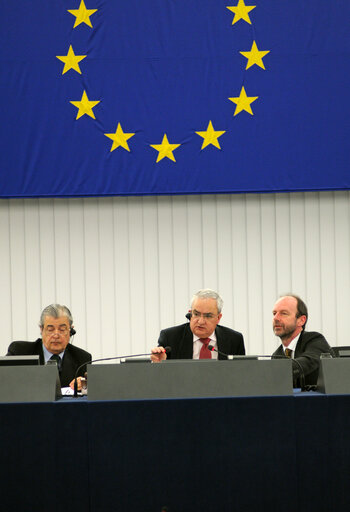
[73,347,172,397]
[208,344,229,358]
[272,354,306,391]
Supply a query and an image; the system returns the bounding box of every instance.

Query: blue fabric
[1,1,349,198]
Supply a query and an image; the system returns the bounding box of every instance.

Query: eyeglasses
[192,310,217,320]
[44,326,69,335]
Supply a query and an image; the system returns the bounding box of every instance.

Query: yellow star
[228,87,258,116]
[196,121,226,150]
[68,0,98,28]
[150,134,181,163]
[226,1,256,25]
[56,45,87,75]
[105,123,135,152]
[70,90,100,120]
[240,40,270,70]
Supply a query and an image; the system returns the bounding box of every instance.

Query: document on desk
[61,387,74,396]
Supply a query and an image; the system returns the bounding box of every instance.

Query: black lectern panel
[88,359,293,400]
[318,358,350,394]
[0,365,60,402]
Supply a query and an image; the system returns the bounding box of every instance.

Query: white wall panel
[68,199,87,351]
[53,199,71,303]
[127,198,147,354]
[98,197,117,357]
[230,194,249,347]
[157,196,176,330]
[113,197,131,357]
[0,191,349,360]
[289,194,306,296]
[304,194,322,332]
[260,195,278,354]
[143,196,161,348]
[83,198,102,355]
[334,193,350,346]
[319,194,337,344]
[0,201,12,343]
[172,196,190,324]
[245,195,264,355]
[9,200,27,338]
[24,200,41,339]
[216,196,234,331]
[38,199,57,309]
[187,195,205,294]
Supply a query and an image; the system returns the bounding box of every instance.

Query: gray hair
[39,304,73,327]
[191,289,224,314]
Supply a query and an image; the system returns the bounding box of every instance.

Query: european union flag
[1,0,349,197]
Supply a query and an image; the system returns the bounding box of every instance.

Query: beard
[273,323,298,340]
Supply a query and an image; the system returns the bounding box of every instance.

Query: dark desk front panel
[1,394,349,512]
[87,396,297,512]
[0,400,89,512]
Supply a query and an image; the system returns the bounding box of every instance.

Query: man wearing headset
[6,303,91,390]
[151,289,245,362]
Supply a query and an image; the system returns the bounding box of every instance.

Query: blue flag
[1,0,349,197]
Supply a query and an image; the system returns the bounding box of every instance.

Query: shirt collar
[283,332,301,353]
[193,331,217,343]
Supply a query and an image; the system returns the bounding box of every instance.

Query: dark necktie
[285,348,293,358]
[49,354,62,371]
[199,338,212,359]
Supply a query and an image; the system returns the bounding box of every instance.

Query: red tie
[199,338,212,359]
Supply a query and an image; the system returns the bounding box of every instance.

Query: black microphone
[73,347,172,397]
[185,312,191,320]
[254,353,307,392]
[269,353,306,391]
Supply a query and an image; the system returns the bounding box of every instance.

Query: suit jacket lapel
[216,327,227,359]
[294,332,304,357]
[179,325,194,359]
[35,339,45,365]
[276,345,284,356]
[60,345,75,385]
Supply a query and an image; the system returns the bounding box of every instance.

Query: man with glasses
[151,289,245,361]
[6,304,91,389]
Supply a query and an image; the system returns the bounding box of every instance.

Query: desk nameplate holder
[318,358,350,394]
[87,359,293,401]
[0,365,61,403]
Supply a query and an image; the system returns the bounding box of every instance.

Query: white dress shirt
[193,332,218,359]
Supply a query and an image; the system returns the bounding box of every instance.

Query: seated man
[151,289,245,361]
[272,294,331,387]
[7,304,91,390]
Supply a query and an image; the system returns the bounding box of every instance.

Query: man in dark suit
[151,289,245,361]
[272,294,331,387]
[7,304,91,389]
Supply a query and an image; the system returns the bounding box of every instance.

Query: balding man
[272,294,331,387]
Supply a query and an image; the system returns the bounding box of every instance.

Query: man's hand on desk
[69,376,84,390]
